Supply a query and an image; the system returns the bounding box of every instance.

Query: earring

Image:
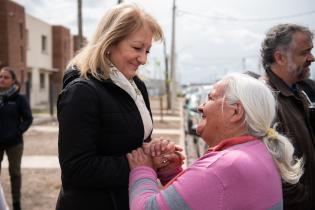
[106,51,110,56]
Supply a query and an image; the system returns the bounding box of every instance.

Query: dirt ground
[23,121,58,156]
[1,121,60,210]
[1,169,61,210]
[0,97,185,210]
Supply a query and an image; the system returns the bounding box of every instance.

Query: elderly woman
[127,73,303,210]
[55,3,178,210]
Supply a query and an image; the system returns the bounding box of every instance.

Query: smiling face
[109,27,153,79]
[196,82,236,147]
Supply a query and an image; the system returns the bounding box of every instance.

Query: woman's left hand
[157,151,185,172]
[143,137,183,157]
[127,148,153,170]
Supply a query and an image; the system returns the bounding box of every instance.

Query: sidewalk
[150,96,186,167]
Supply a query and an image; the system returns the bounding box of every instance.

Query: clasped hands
[127,138,185,172]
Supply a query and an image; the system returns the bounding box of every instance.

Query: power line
[177,9,315,22]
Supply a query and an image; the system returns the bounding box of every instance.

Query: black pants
[0,143,23,203]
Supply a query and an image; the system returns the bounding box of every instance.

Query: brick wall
[0,0,27,93]
[0,0,9,69]
[72,34,87,55]
[52,26,71,95]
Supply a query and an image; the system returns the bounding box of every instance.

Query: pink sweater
[129,137,283,210]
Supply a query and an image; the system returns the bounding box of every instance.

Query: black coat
[56,69,152,210]
[0,90,33,146]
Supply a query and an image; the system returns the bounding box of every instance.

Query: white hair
[221,73,303,184]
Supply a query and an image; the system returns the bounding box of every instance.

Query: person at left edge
[56,3,164,210]
[0,67,33,210]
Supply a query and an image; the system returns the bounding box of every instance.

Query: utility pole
[170,0,177,112]
[78,0,83,48]
[163,39,171,109]
[257,58,262,74]
[242,57,246,70]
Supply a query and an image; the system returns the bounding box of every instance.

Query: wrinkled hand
[142,138,185,170]
[143,137,183,156]
[158,151,185,172]
[127,148,153,170]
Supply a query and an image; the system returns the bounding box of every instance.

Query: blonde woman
[56,3,173,210]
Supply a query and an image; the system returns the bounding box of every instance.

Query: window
[20,46,24,62]
[27,72,32,89]
[64,40,67,52]
[19,22,23,39]
[41,35,47,53]
[26,29,29,50]
[40,73,45,89]
[20,69,24,86]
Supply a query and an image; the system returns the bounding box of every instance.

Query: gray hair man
[261,23,315,210]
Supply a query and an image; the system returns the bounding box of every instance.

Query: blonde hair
[222,73,303,184]
[68,3,163,80]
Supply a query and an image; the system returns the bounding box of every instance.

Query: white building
[25,14,57,109]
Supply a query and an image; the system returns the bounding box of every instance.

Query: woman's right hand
[127,148,153,170]
[142,138,185,170]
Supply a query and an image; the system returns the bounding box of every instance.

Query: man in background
[261,23,315,210]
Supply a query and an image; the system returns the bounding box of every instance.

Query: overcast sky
[13,0,315,84]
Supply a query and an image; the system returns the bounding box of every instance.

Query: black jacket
[56,68,152,210]
[0,89,33,146]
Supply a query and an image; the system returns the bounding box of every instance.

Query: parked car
[183,85,212,158]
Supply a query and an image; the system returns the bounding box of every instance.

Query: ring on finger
[162,158,169,164]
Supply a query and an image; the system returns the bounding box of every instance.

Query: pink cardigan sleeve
[157,165,183,186]
[129,166,224,210]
